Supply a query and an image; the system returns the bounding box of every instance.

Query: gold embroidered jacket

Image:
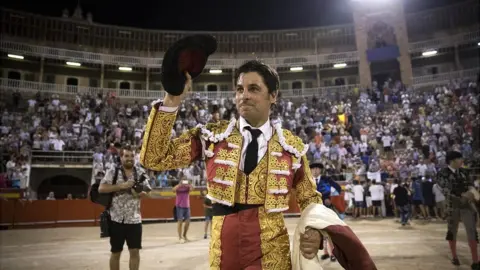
[141,105,322,212]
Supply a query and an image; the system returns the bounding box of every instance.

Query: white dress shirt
[238,117,272,171]
[158,104,273,172]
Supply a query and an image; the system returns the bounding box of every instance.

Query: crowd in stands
[0,78,479,212]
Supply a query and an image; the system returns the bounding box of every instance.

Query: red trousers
[209,207,291,270]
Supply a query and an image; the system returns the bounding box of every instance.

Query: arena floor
[0,217,475,270]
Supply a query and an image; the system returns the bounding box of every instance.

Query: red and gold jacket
[140,104,322,213]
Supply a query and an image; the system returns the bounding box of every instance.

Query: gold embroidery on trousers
[209,216,225,269]
[258,207,292,270]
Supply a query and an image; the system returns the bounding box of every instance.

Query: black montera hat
[446,151,462,164]
[161,35,217,96]
[309,160,324,169]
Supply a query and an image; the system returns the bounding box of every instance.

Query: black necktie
[244,127,262,175]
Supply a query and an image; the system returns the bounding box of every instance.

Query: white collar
[239,117,272,141]
[448,166,457,173]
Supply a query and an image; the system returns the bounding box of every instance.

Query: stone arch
[37,175,89,200]
[30,168,93,199]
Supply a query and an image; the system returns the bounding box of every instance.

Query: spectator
[0,75,478,216]
[46,191,56,200]
[173,178,192,243]
[369,180,385,218]
[353,180,365,218]
[421,176,436,219]
[432,181,446,219]
[393,182,411,226]
[201,189,212,239]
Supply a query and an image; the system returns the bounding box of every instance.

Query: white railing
[409,30,480,52]
[2,29,478,68]
[30,150,94,164]
[0,40,359,68]
[412,68,479,86]
[0,78,360,100]
[0,40,358,68]
[1,69,478,100]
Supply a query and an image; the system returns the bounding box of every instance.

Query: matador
[141,60,376,270]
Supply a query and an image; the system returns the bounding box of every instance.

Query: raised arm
[140,103,203,172]
[140,75,204,171]
[293,155,323,211]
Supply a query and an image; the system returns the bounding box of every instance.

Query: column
[39,57,44,83]
[454,44,463,71]
[352,11,372,88]
[146,67,150,91]
[316,65,321,88]
[392,0,413,86]
[314,38,321,88]
[100,63,104,88]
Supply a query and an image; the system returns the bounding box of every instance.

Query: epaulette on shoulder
[282,129,304,149]
[200,119,237,143]
[205,120,230,134]
[274,126,309,158]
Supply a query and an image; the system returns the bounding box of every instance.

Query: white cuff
[159,106,178,112]
[151,100,178,112]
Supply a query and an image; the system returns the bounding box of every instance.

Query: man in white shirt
[27,98,36,113]
[353,180,365,218]
[381,132,393,154]
[416,159,428,177]
[359,141,368,154]
[344,180,354,211]
[52,138,65,151]
[432,122,441,139]
[351,140,360,155]
[369,180,385,218]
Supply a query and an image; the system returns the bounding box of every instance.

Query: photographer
[98,145,151,270]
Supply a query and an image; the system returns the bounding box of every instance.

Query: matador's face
[235,72,277,124]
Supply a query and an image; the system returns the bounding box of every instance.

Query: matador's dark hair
[235,60,280,94]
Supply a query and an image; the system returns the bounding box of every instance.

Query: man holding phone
[173,177,192,243]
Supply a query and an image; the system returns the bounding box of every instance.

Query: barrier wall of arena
[0,194,345,229]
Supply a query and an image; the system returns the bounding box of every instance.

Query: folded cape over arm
[292,204,377,270]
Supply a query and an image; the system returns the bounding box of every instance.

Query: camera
[132,173,152,193]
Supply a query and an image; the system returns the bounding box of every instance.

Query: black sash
[212,203,262,216]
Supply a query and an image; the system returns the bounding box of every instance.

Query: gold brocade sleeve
[140,107,202,171]
[293,155,323,211]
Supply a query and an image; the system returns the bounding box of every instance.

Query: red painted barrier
[0,193,344,229]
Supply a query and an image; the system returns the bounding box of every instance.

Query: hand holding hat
[163,72,193,107]
[161,34,217,102]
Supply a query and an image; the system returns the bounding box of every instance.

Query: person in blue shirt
[311,161,342,203]
[411,177,427,219]
[361,152,370,169]
[310,160,342,262]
